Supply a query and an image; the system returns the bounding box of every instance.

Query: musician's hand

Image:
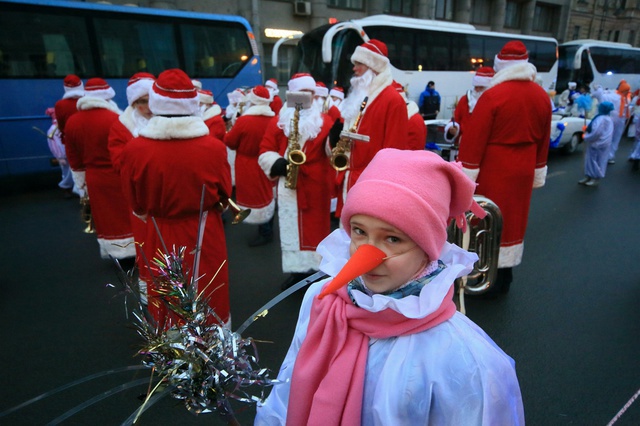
[329,119,344,148]
[271,157,289,177]
[447,126,459,137]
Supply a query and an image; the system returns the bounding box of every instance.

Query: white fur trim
[277,178,322,273]
[149,90,199,116]
[202,104,223,121]
[84,87,115,101]
[330,88,344,100]
[243,105,275,117]
[315,86,329,97]
[71,170,86,196]
[227,90,245,104]
[97,236,136,259]
[198,92,214,105]
[288,75,316,92]
[472,75,492,88]
[127,79,154,106]
[407,101,419,118]
[62,87,84,99]
[490,62,537,88]
[139,116,209,140]
[77,96,121,114]
[247,91,271,107]
[533,165,547,188]
[118,106,136,134]
[258,151,283,181]
[265,80,278,90]
[461,166,479,182]
[444,121,460,143]
[351,45,390,74]
[493,56,529,73]
[498,243,523,268]
[238,199,275,224]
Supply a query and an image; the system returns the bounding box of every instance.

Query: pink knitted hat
[341,149,485,261]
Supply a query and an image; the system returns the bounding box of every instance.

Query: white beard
[268,87,278,101]
[467,88,485,113]
[277,100,324,142]
[329,98,342,109]
[131,109,150,137]
[340,69,375,129]
[313,97,326,111]
[225,103,238,120]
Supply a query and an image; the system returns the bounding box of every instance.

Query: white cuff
[461,166,480,182]
[443,122,460,143]
[533,166,547,188]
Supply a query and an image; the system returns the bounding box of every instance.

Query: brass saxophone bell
[224,198,251,225]
[80,196,95,233]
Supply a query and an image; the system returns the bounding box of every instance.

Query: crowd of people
[45,37,639,424]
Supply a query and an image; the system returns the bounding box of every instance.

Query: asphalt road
[1,137,639,425]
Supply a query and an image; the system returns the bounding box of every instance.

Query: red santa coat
[270,95,283,115]
[119,116,232,325]
[444,94,472,146]
[54,97,79,143]
[406,101,426,150]
[65,97,135,259]
[224,105,275,224]
[203,104,226,141]
[457,63,551,268]
[259,112,334,273]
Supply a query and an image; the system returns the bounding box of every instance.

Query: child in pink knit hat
[255,148,524,425]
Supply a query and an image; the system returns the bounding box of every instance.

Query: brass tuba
[330,96,368,171]
[447,195,502,295]
[80,195,95,233]
[284,103,306,189]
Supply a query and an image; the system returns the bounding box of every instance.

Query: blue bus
[0,0,262,180]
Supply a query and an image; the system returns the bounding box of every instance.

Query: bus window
[181,23,253,78]
[529,40,556,72]
[0,10,93,78]
[93,17,177,77]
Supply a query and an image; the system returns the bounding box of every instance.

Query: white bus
[557,39,640,93]
[273,15,558,120]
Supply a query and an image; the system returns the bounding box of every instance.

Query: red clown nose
[317,244,387,299]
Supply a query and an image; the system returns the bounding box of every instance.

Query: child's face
[349,214,428,294]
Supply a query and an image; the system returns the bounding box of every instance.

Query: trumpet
[330,96,368,171]
[217,198,251,225]
[446,195,502,295]
[80,195,95,233]
[285,103,305,189]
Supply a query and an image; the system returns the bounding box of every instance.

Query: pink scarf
[286,285,456,426]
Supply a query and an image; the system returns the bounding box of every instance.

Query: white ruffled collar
[316,229,478,318]
[139,116,209,140]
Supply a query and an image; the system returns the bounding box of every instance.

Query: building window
[327,0,364,9]
[471,0,491,26]
[435,0,454,20]
[572,25,581,40]
[628,30,636,45]
[384,0,414,15]
[504,1,521,28]
[532,3,559,32]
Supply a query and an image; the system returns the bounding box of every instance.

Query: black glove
[328,119,344,149]
[270,157,289,178]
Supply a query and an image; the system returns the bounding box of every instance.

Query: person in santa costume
[107,72,155,300]
[119,68,232,327]
[224,85,276,246]
[457,40,551,294]
[108,72,155,174]
[266,78,283,114]
[258,73,335,290]
[444,66,495,147]
[198,89,226,141]
[330,39,409,216]
[592,79,632,164]
[255,149,524,425]
[393,81,426,150]
[54,74,84,146]
[329,86,345,109]
[65,78,135,266]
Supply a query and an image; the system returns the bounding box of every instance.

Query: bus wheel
[562,133,581,155]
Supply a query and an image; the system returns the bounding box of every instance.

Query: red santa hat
[472,66,495,88]
[341,148,485,262]
[329,86,344,100]
[198,89,214,105]
[126,72,155,106]
[493,40,529,72]
[62,74,84,98]
[149,68,199,116]
[391,80,407,101]
[84,78,115,100]
[265,78,278,90]
[350,39,390,74]
[247,85,271,106]
[314,82,329,97]
[287,73,316,92]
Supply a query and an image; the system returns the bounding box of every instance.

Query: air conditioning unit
[294,1,312,16]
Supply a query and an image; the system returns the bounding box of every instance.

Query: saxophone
[284,104,306,189]
[80,195,95,233]
[330,96,368,171]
